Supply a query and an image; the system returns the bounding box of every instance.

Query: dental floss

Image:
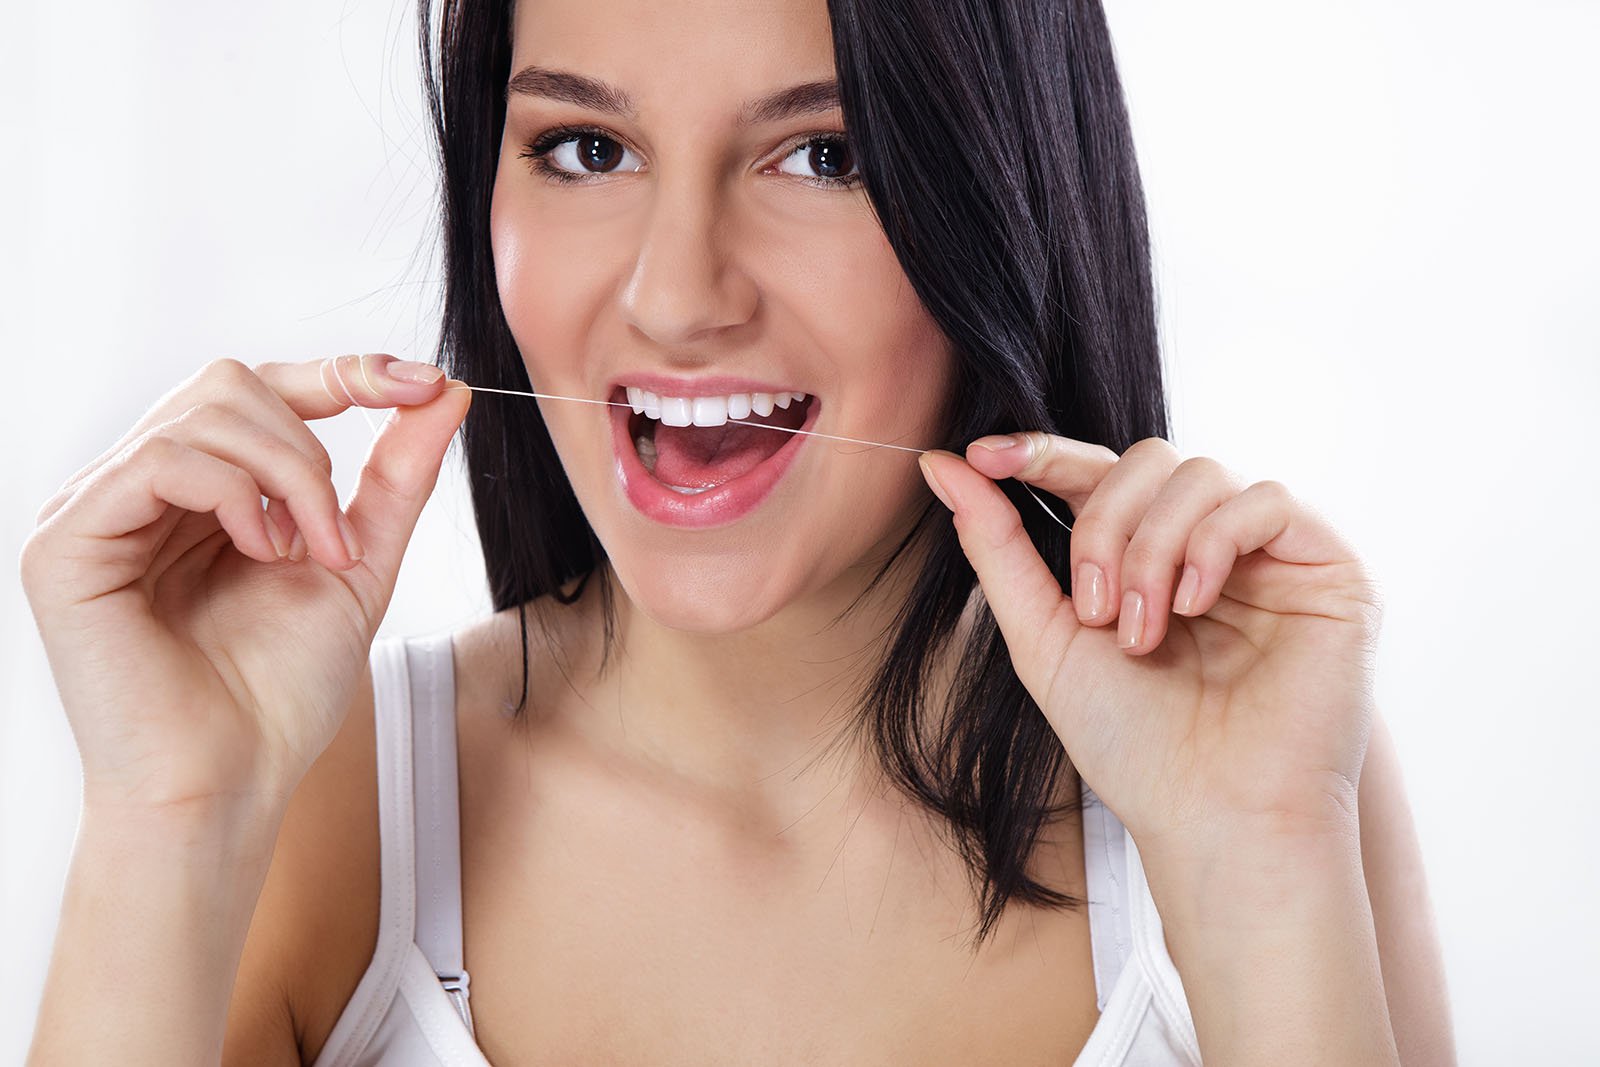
[448,384,1074,532]
[322,357,1070,531]
[452,384,926,453]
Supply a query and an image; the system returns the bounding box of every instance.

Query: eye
[773,135,861,189]
[519,125,644,184]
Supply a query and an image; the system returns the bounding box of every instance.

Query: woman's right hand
[19,354,471,817]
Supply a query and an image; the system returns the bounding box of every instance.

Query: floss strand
[323,359,1071,533]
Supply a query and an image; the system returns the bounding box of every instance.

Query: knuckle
[310,439,334,476]
[1122,540,1163,575]
[1184,519,1219,557]
[203,356,251,383]
[177,399,231,430]
[18,530,47,586]
[1068,532,1114,573]
[305,468,342,511]
[989,514,1033,555]
[1348,556,1386,618]
[222,460,259,496]
[1174,454,1229,484]
[1124,436,1178,461]
[1250,478,1293,502]
[34,487,69,527]
[1065,507,1108,551]
[361,461,407,502]
[289,453,340,505]
[126,430,176,465]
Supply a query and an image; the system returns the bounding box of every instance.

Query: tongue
[651,421,789,488]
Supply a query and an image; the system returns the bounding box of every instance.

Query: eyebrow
[504,65,841,127]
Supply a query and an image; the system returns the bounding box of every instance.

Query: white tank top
[310,632,1202,1066]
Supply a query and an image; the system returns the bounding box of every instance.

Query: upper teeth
[625,387,808,427]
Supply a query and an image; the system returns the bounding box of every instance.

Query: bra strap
[1080,780,1134,1012]
[406,631,475,1035]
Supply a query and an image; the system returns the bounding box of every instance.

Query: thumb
[919,449,1080,700]
[341,378,472,614]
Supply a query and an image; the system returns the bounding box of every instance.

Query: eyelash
[516,123,862,190]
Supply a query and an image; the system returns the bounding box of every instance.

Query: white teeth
[624,388,808,426]
[691,396,728,426]
[659,396,693,426]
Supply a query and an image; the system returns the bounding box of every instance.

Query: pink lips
[608,386,818,529]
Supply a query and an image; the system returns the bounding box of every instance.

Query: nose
[618,178,758,348]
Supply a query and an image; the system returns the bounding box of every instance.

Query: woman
[22,0,1455,1062]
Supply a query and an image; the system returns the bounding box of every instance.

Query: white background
[3,1,1595,1061]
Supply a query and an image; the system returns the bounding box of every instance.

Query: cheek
[489,172,595,376]
[490,183,540,348]
[800,233,955,440]
[488,176,606,479]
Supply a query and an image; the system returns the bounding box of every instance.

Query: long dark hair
[419,0,1168,951]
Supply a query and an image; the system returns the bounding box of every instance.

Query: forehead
[508,0,836,104]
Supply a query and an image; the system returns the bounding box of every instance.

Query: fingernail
[919,455,955,511]
[263,511,289,558]
[1118,589,1145,648]
[1076,562,1106,621]
[971,434,1020,452]
[384,359,444,385]
[288,528,307,562]
[1174,564,1201,615]
[336,510,365,562]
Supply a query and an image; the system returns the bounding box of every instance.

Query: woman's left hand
[918,434,1384,856]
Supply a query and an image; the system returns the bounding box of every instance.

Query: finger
[1045,437,1180,630]
[1180,480,1378,624]
[139,402,357,572]
[265,497,308,562]
[337,379,473,622]
[139,508,234,598]
[41,435,283,609]
[251,352,447,421]
[918,449,1077,700]
[965,432,1118,518]
[36,354,431,526]
[1115,456,1245,655]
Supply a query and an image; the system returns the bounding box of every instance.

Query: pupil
[810,139,853,179]
[583,136,622,172]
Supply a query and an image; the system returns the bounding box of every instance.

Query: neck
[531,539,955,843]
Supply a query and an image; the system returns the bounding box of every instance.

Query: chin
[610,555,800,635]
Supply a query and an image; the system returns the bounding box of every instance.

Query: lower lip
[609,391,818,529]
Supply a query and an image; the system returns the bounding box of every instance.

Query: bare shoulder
[222,650,383,1066]
[1359,711,1459,1066]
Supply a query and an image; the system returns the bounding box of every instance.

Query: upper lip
[605,373,811,399]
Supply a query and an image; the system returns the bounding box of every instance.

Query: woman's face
[490,0,955,634]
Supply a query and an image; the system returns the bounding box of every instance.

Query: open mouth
[620,386,817,494]
[608,383,820,529]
